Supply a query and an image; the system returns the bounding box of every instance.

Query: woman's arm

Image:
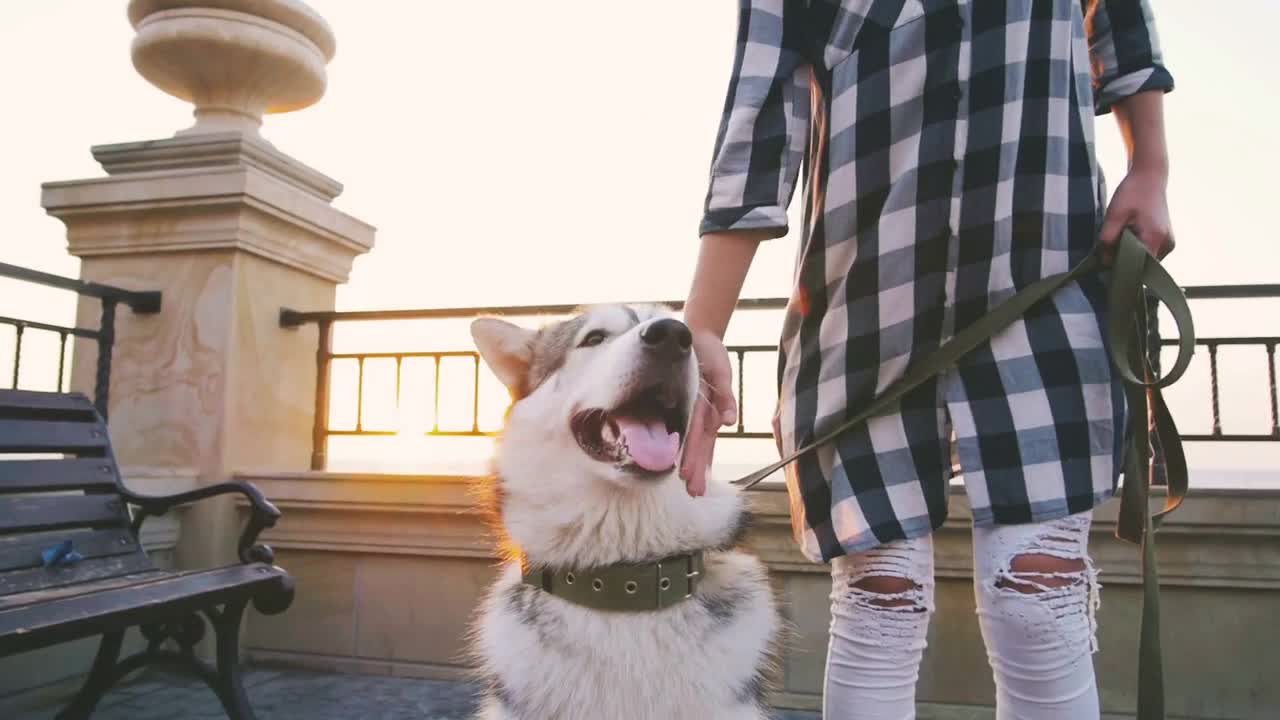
[681,0,812,495]
[679,232,770,495]
[1098,89,1174,259]
[1084,0,1176,259]
[692,0,812,331]
[684,230,766,340]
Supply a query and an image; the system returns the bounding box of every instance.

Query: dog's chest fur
[474,550,776,720]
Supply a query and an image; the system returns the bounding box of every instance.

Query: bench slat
[0,495,126,535]
[0,459,118,493]
[0,390,97,416]
[0,528,139,574]
[0,570,165,612]
[0,552,155,600]
[0,564,289,655]
[0,419,108,454]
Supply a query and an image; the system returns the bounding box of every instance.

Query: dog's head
[471,303,699,486]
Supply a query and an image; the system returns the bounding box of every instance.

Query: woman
[680,1,1174,717]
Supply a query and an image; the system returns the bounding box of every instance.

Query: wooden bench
[0,389,295,719]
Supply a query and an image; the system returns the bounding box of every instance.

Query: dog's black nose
[640,319,692,359]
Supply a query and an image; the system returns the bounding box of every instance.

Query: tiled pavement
[18,667,821,719]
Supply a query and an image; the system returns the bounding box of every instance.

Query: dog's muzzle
[570,321,693,475]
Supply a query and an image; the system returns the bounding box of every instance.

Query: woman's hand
[1101,89,1174,263]
[679,229,766,496]
[1099,167,1174,263]
[679,329,738,497]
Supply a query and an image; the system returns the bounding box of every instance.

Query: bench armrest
[122,481,282,565]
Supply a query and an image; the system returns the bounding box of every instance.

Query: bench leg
[210,598,256,720]
[48,601,261,720]
[55,630,125,720]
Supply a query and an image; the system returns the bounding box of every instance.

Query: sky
[2,1,1278,479]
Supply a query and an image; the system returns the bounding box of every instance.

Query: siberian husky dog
[467,304,781,720]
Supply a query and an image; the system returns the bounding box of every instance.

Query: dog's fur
[466,304,781,720]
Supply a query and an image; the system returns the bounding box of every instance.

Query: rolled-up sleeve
[1084,0,1175,115]
[700,0,812,238]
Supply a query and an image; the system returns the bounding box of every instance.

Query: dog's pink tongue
[616,416,679,472]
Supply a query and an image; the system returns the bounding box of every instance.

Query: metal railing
[0,262,161,419]
[281,286,1280,471]
[1171,285,1280,441]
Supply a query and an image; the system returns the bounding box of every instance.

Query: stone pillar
[40,1,374,578]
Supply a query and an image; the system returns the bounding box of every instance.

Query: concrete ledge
[231,470,1280,718]
[235,471,1280,588]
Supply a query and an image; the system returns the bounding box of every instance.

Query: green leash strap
[731,229,1194,719]
[1111,233,1192,720]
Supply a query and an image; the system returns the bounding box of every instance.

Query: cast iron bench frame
[0,389,295,719]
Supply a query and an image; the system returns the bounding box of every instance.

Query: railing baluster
[395,356,403,413]
[355,356,366,433]
[736,349,746,435]
[95,300,117,420]
[11,323,23,389]
[432,355,442,433]
[472,353,481,434]
[57,330,68,392]
[1208,342,1221,437]
[310,319,333,471]
[1268,343,1279,438]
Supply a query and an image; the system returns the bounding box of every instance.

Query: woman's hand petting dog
[679,329,737,497]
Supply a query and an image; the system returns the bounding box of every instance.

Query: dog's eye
[579,330,608,348]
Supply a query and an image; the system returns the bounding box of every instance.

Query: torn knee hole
[996,553,1089,594]
[851,576,927,610]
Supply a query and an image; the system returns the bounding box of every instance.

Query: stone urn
[127,0,337,137]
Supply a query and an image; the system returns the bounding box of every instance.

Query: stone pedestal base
[41,130,374,606]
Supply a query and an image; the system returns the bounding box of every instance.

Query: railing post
[472,354,481,434]
[10,323,23,390]
[1208,342,1222,437]
[95,299,117,420]
[57,331,69,393]
[1268,343,1279,439]
[736,349,746,435]
[311,319,333,471]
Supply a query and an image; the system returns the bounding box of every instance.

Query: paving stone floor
[19,667,821,719]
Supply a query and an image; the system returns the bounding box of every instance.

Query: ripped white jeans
[822,512,1100,720]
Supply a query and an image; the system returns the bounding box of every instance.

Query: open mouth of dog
[570,382,689,476]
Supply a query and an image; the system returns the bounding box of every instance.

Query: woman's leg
[823,535,935,720]
[972,511,1102,719]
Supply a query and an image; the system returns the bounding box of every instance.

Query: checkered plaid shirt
[699,0,1174,563]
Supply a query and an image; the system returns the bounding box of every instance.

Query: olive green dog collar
[521,551,704,612]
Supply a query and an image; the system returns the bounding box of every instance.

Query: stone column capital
[42,133,375,284]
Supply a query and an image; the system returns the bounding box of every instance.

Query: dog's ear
[471,317,535,391]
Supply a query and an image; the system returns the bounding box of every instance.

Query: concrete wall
[231,471,1280,720]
